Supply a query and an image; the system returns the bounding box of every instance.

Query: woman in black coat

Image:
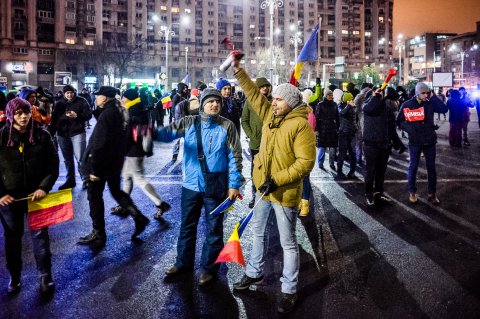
[447,90,466,147]
[0,98,59,294]
[314,89,339,170]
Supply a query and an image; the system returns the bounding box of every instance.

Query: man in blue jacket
[397,82,448,205]
[155,88,244,286]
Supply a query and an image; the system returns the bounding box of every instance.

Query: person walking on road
[50,85,92,190]
[109,89,172,222]
[78,86,150,249]
[315,89,339,171]
[156,89,244,287]
[232,61,316,314]
[397,82,448,205]
[0,98,59,294]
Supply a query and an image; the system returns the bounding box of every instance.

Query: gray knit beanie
[272,83,303,109]
[415,82,431,96]
[200,88,222,110]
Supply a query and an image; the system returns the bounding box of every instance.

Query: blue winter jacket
[156,112,244,192]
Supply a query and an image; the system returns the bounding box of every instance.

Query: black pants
[337,134,356,174]
[364,144,391,195]
[87,173,137,232]
[0,201,51,277]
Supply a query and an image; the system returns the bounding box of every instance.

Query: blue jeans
[57,133,87,182]
[245,197,299,294]
[317,147,336,167]
[0,201,51,276]
[175,187,224,274]
[408,144,437,195]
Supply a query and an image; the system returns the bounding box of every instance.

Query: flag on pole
[215,222,245,266]
[27,189,74,231]
[291,24,319,84]
[215,192,264,266]
[161,94,172,109]
[181,74,190,86]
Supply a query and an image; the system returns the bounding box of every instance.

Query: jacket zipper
[209,136,212,154]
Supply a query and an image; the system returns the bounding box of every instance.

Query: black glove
[258,179,278,196]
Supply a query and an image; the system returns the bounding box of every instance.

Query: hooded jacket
[397,95,448,146]
[155,112,243,193]
[0,123,59,198]
[234,67,316,207]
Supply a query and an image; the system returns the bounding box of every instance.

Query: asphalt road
[1,111,480,319]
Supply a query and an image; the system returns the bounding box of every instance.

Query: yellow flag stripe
[27,189,73,212]
[227,223,241,242]
[294,62,305,80]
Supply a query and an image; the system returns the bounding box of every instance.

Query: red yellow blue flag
[292,24,319,83]
[161,94,172,109]
[215,222,245,266]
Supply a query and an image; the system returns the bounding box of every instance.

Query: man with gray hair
[397,82,448,205]
[232,60,316,313]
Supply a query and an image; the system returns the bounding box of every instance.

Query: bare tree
[248,46,294,85]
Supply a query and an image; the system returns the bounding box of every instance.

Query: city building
[0,0,393,92]
[440,21,480,89]
[403,33,456,83]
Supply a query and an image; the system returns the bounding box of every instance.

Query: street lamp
[160,25,175,92]
[289,22,302,63]
[260,0,283,84]
[185,46,189,75]
[449,43,478,85]
[396,34,405,85]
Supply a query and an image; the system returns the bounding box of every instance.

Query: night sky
[393,0,480,37]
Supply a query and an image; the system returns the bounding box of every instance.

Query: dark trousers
[250,149,259,196]
[175,187,224,274]
[364,144,390,195]
[337,134,356,174]
[87,172,137,232]
[449,122,463,147]
[0,201,51,276]
[408,144,437,195]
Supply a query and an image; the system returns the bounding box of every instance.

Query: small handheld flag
[209,194,243,216]
[27,189,74,231]
[161,94,172,109]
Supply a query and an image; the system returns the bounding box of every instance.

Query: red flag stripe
[215,239,245,267]
[28,201,74,231]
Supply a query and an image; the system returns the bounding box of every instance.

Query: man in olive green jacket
[241,77,271,208]
[232,62,316,314]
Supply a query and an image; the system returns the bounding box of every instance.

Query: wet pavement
[1,112,480,318]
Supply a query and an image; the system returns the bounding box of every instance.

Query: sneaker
[365,194,375,207]
[111,205,128,217]
[154,201,171,220]
[409,193,418,203]
[427,194,440,205]
[277,293,297,313]
[374,192,393,205]
[232,274,264,291]
[40,274,55,294]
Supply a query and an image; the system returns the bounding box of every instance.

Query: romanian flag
[215,222,245,266]
[161,94,172,109]
[291,24,319,84]
[27,189,74,231]
[215,208,254,267]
